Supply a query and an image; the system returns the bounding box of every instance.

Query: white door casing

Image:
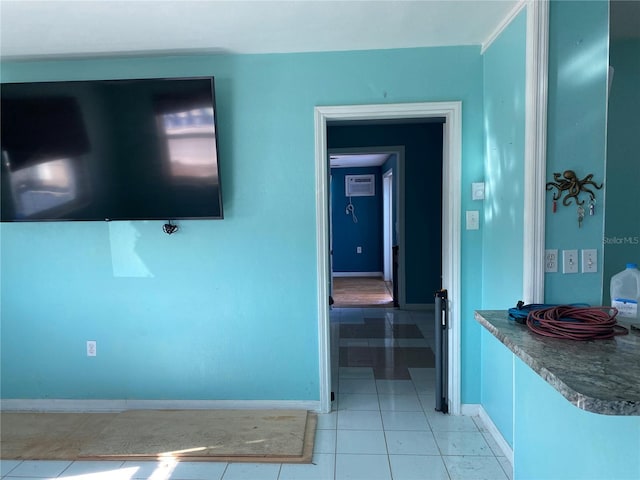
[315,102,462,414]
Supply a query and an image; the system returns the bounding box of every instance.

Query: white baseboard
[0,399,321,413]
[332,272,383,278]
[476,405,514,466]
[460,403,481,416]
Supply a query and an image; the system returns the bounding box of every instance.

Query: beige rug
[0,409,316,463]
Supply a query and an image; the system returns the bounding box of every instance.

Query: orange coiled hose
[526,305,629,340]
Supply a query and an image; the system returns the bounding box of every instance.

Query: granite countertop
[475,310,640,416]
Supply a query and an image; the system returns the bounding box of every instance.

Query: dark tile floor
[337,316,435,379]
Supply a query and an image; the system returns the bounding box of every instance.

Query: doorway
[315,102,462,414]
[328,147,402,308]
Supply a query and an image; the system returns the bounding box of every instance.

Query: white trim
[0,399,321,413]
[477,405,515,467]
[481,0,528,54]
[523,0,549,303]
[332,271,383,278]
[460,403,481,416]
[315,101,462,415]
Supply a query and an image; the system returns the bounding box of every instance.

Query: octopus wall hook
[546,170,603,208]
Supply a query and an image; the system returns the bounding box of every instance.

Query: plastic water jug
[610,263,640,325]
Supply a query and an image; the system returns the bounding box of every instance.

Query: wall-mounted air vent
[345,174,375,197]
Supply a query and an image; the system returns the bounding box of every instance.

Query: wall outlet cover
[472,182,485,200]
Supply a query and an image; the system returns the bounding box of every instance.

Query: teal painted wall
[603,38,640,304]
[479,7,526,451]
[0,46,485,403]
[482,9,527,308]
[545,0,609,305]
[514,357,640,480]
[480,329,514,447]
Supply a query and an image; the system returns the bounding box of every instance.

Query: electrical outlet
[87,340,96,357]
[582,249,598,273]
[545,249,558,273]
[356,246,362,254]
[562,250,579,274]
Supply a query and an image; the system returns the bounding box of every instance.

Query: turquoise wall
[603,38,640,303]
[513,357,640,480]
[479,7,526,451]
[545,0,609,305]
[0,46,485,403]
[481,9,527,308]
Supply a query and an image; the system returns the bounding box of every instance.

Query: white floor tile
[220,462,280,480]
[338,393,379,411]
[278,453,335,480]
[170,461,228,480]
[497,456,514,480]
[316,411,338,430]
[381,411,430,431]
[0,460,22,476]
[336,430,387,455]
[384,430,440,455]
[7,460,72,478]
[58,460,125,478]
[377,394,422,411]
[313,429,337,454]
[442,456,508,480]
[481,431,504,456]
[337,410,383,430]
[388,455,450,480]
[433,431,493,456]
[122,460,184,479]
[426,413,480,432]
[376,380,416,395]
[338,379,377,394]
[334,454,391,480]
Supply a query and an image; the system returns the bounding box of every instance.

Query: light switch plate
[466,210,479,230]
[582,249,597,273]
[562,250,579,274]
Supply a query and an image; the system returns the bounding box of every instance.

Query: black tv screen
[0,77,223,221]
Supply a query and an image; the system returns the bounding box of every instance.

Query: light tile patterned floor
[1,308,513,480]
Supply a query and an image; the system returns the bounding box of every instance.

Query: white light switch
[582,249,597,273]
[562,250,578,274]
[466,211,479,230]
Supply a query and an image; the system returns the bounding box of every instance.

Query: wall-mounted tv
[1,77,223,222]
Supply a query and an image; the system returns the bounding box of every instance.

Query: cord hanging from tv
[0,76,224,222]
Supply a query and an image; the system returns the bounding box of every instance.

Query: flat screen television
[1,77,223,222]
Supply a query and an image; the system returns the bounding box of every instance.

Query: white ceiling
[0,0,521,59]
[330,153,391,169]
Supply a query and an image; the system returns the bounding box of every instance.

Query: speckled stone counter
[475,310,640,415]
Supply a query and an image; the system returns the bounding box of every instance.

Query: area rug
[0,409,316,463]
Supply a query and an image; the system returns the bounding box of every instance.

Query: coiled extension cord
[526,305,629,340]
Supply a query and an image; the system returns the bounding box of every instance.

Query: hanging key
[577,205,585,228]
[589,200,595,216]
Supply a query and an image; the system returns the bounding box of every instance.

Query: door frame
[382,168,393,283]
[328,145,405,304]
[315,101,462,414]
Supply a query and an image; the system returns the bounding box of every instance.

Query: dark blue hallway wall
[327,122,443,304]
[331,167,382,273]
